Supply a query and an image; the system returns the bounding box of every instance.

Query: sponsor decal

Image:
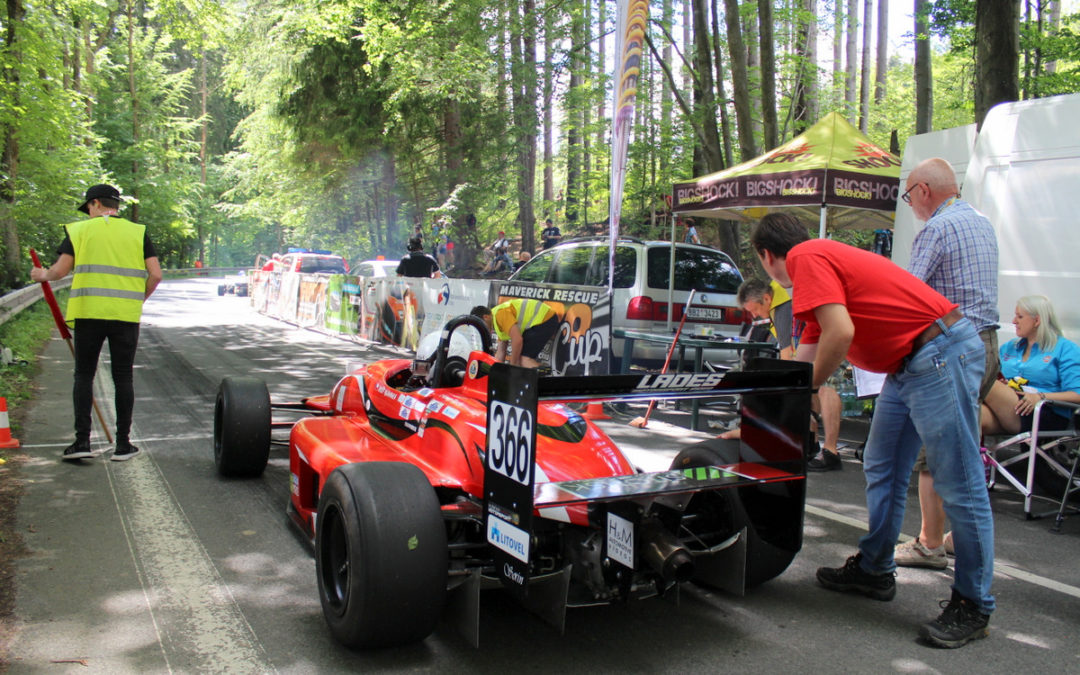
[437,283,451,305]
[426,401,444,414]
[398,405,410,419]
[761,141,814,164]
[408,535,419,551]
[488,501,521,526]
[637,371,724,390]
[842,142,901,170]
[503,562,525,586]
[487,514,530,563]
[498,284,601,305]
[290,472,299,496]
[468,360,479,379]
[746,175,818,198]
[444,406,460,419]
[607,512,634,569]
[832,176,897,201]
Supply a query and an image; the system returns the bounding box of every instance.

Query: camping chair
[984,400,1080,520]
[1051,409,1080,532]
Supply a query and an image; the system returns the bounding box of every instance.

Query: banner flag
[607,0,648,293]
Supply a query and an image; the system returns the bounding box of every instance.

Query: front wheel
[213,376,271,477]
[316,462,447,649]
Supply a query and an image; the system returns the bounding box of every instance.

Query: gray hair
[736,278,772,306]
[1017,294,1063,351]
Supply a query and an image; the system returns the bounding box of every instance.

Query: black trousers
[72,319,140,443]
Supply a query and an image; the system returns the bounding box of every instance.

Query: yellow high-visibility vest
[493,299,556,341]
[65,216,148,323]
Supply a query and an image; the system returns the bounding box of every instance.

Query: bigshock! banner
[492,281,612,376]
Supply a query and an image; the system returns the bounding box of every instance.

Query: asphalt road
[7,276,1080,673]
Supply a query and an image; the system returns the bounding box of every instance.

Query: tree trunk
[198,52,207,264]
[845,0,858,117]
[542,10,554,207]
[858,0,872,131]
[874,0,888,103]
[127,0,139,222]
[564,1,583,230]
[1046,0,1062,75]
[723,0,757,162]
[512,0,538,251]
[914,0,932,133]
[691,0,723,173]
[758,0,777,150]
[0,0,23,291]
[709,0,734,167]
[833,0,843,95]
[792,0,817,134]
[974,0,1019,128]
[661,0,674,174]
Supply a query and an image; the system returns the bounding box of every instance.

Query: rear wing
[483,359,811,595]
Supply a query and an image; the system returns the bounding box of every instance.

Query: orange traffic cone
[580,402,610,420]
[0,397,20,448]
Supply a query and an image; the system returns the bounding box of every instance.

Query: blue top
[908,198,999,332]
[1000,336,1080,394]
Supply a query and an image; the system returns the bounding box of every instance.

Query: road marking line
[93,373,274,671]
[805,503,1080,600]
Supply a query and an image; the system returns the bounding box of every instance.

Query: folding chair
[984,400,1080,520]
[1051,409,1080,532]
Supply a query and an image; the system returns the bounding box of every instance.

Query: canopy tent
[671,112,902,237]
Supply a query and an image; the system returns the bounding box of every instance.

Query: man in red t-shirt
[750,212,995,649]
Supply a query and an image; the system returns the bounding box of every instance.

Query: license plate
[686,306,724,320]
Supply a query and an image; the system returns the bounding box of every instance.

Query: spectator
[481,231,513,276]
[684,219,701,245]
[751,212,994,649]
[722,277,844,471]
[540,218,562,249]
[894,157,1000,571]
[30,183,162,462]
[396,237,441,278]
[981,295,1080,437]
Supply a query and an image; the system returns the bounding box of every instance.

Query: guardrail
[0,267,251,327]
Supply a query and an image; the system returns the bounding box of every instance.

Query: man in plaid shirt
[894,158,1000,581]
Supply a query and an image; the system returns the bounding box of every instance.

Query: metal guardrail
[0,267,251,327]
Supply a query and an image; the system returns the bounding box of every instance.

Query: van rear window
[646,247,741,293]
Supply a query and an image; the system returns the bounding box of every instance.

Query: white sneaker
[894,537,948,569]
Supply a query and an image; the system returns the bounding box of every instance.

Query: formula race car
[213,315,811,649]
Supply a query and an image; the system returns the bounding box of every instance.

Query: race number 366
[487,400,535,486]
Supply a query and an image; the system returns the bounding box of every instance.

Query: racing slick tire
[217,284,226,296]
[671,439,801,589]
[316,462,448,649]
[213,376,271,477]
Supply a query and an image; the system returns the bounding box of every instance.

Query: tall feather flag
[607,0,649,293]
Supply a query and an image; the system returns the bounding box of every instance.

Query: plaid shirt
[908,198,999,332]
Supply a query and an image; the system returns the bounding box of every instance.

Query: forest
[1,0,1078,290]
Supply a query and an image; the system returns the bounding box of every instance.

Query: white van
[893,93,1080,340]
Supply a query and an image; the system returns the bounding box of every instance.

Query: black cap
[78,184,122,214]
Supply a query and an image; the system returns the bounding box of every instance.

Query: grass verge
[0,290,66,670]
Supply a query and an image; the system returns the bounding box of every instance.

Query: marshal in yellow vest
[65,216,148,323]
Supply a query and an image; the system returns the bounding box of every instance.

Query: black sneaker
[808,449,842,472]
[816,553,896,601]
[919,590,990,648]
[61,439,95,461]
[111,441,142,462]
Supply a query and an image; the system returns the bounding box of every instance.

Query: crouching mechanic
[491,298,560,368]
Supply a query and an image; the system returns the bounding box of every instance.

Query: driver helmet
[411,328,484,381]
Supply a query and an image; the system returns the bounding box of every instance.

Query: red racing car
[213,315,811,649]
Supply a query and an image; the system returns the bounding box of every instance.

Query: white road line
[94,373,274,671]
[805,503,1080,600]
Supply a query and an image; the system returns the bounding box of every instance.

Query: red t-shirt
[787,239,957,373]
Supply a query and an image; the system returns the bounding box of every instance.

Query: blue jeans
[857,316,995,614]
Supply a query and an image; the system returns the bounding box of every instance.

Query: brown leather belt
[910,308,964,354]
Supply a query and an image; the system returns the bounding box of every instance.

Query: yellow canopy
[672,112,901,232]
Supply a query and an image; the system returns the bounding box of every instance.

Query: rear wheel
[316,462,447,649]
[213,376,271,477]
[671,439,801,588]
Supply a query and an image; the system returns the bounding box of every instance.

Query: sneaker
[808,449,842,472]
[111,441,142,462]
[894,537,948,570]
[61,439,95,461]
[816,553,896,601]
[919,589,990,648]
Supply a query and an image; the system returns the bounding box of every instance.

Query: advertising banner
[492,281,612,376]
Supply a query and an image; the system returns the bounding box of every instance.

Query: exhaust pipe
[640,519,695,583]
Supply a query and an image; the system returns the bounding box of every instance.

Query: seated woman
[981,295,1080,437]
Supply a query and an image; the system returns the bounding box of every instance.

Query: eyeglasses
[901,182,924,205]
